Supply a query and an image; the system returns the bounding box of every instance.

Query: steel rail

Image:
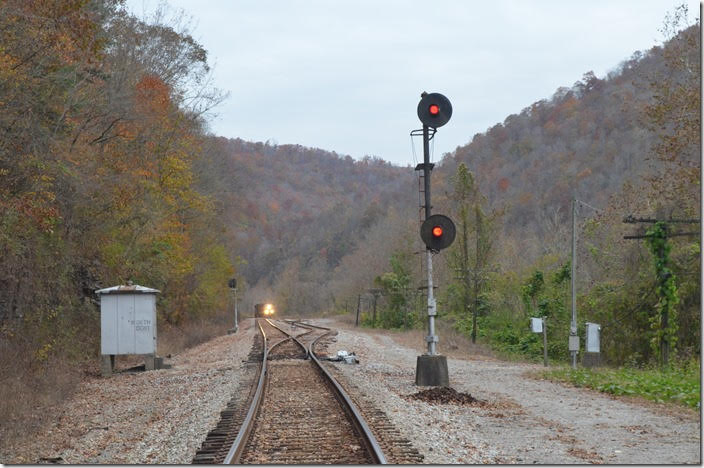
[222,319,308,464]
[266,319,311,358]
[222,320,268,465]
[296,320,388,465]
[224,318,386,464]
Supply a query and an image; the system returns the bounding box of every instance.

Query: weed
[541,361,700,409]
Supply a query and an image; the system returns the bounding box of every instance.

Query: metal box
[96,284,160,355]
[585,322,601,353]
[569,335,580,352]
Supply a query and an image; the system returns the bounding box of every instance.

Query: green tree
[448,163,501,343]
[373,251,414,329]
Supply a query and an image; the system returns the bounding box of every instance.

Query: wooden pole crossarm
[623,231,700,239]
[623,215,701,224]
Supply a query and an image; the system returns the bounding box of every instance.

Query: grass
[540,361,701,409]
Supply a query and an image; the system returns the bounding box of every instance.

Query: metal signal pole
[413,92,453,387]
[227,278,239,334]
[422,123,438,355]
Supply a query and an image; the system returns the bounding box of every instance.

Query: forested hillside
[197,137,413,289]
[0,1,236,435]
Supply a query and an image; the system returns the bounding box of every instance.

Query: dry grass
[157,313,232,356]
[0,342,81,447]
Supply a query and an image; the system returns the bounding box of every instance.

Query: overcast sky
[126,0,699,167]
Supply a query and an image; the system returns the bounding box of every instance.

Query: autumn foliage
[0,0,233,435]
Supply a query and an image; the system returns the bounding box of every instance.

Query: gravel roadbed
[322,319,700,464]
[1,317,699,464]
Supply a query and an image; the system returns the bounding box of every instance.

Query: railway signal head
[417,92,452,128]
[420,214,456,251]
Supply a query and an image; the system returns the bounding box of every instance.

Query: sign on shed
[96,283,160,356]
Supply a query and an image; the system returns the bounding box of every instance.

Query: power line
[576,199,603,213]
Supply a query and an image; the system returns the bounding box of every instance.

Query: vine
[644,221,679,365]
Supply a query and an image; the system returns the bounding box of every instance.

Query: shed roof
[95,284,161,295]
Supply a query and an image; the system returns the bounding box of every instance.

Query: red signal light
[432,226,443,237]
[429,104,440,115]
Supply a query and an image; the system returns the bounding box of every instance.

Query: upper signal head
[417,92,452,128]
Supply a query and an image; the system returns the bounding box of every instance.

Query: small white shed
[96,283,160,375]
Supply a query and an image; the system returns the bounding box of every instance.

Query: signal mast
[413,92,455,386]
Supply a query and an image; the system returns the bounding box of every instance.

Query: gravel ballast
[322,319,700,464]
[0,317,699,464]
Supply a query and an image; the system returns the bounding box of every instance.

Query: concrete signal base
[415,354,449,386]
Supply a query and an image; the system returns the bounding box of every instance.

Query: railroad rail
[217,318,386,464]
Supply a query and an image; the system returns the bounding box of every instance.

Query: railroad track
[194,318,386,464]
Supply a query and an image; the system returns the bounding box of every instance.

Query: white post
[542,316,548,367]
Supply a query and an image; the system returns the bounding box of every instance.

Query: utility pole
[623,216,700,367]
[355,294,361,327]
[568,198,604,368]
[460,208,472,343]
[569,197,578,368]
[472,205,481,344]
[367,288,382,325]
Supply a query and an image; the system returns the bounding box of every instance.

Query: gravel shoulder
[1,317,699,464]
[321,318,701,464]
[0,320,257,464]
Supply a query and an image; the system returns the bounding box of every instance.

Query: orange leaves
[518,192,533,205]
[543,120,557,135]
[268,200,280,214]
[497,177,510,193]
[1,191,60,234]
[576,168,592,180]
[136,74,171,116]
[560,96,578,115]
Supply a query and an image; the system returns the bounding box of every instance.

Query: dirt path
[322,318,700,464]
